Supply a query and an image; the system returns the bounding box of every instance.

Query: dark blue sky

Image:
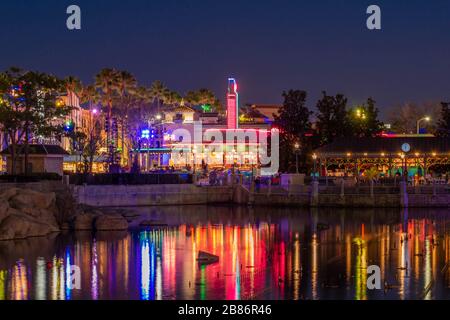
[1,0,450,119]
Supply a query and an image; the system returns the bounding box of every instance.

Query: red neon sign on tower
[227,78,239,129]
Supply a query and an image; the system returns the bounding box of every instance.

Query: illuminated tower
[227,78,239,129]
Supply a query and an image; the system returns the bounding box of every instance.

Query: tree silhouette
[273,90,312,173]
[315,92,351,147]
[437,102,450,137]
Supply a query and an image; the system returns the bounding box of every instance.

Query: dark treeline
[273,90,450,173]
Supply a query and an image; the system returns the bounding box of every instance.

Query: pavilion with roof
[312,135,450,178]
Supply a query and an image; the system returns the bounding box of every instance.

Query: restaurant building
[133,78,274,172]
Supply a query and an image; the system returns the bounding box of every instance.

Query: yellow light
[363,153,368,156]
[432,152,437,157]
[347,153,352,157]
[414,153,420,157]
[381,153,385,157]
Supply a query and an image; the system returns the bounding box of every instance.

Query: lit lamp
[355,108,366,120]
[56,99,64,107]
[294,143,300,174]
[416,116,430,134]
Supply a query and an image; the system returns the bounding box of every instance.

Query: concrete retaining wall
[253,193,310,206]
[73,184,233,207]
[2,182,447,209]
[317,194,400,207]
[72,183,450,208]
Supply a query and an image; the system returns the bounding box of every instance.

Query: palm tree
[64,76,82,107]
[95,68,119,111]
[78,84,103,172]
[148,80,169,116]
[80,85,99,110]
[164,90,182,109]
[126,86,153,170]
[115,71,137,166]
[95,68,119,166]
[115,71,137,106]
[185,88,221,111]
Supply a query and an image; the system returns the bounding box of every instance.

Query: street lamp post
[312,153,318,181]
[192,147,196,174]
[294,143,300,174]
[400,153,406,182]
[416,116,431,134]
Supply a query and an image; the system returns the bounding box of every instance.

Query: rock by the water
[9,189,56,210]
[95,214,128,231]
[0,188,19,202]
[0,202,9,222]
[0,211,59,241]
[71,213,97,230]
[0,188,131,240]
[0,188,60,241]
[60,222,71,230]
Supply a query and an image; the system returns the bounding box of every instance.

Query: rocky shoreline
[0,187,129,241]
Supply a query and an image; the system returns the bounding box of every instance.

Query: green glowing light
[201,104,212,112]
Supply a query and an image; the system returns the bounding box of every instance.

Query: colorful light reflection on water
[0,207,450,300]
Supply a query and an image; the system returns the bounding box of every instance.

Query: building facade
[132,78,274,172]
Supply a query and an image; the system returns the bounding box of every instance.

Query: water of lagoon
[0,206,449,300]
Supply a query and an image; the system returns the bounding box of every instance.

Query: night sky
[1,0,450,119]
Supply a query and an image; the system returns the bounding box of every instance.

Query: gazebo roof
[174,105,195,113]
[314,136,450,157]
[172,100,195,113]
